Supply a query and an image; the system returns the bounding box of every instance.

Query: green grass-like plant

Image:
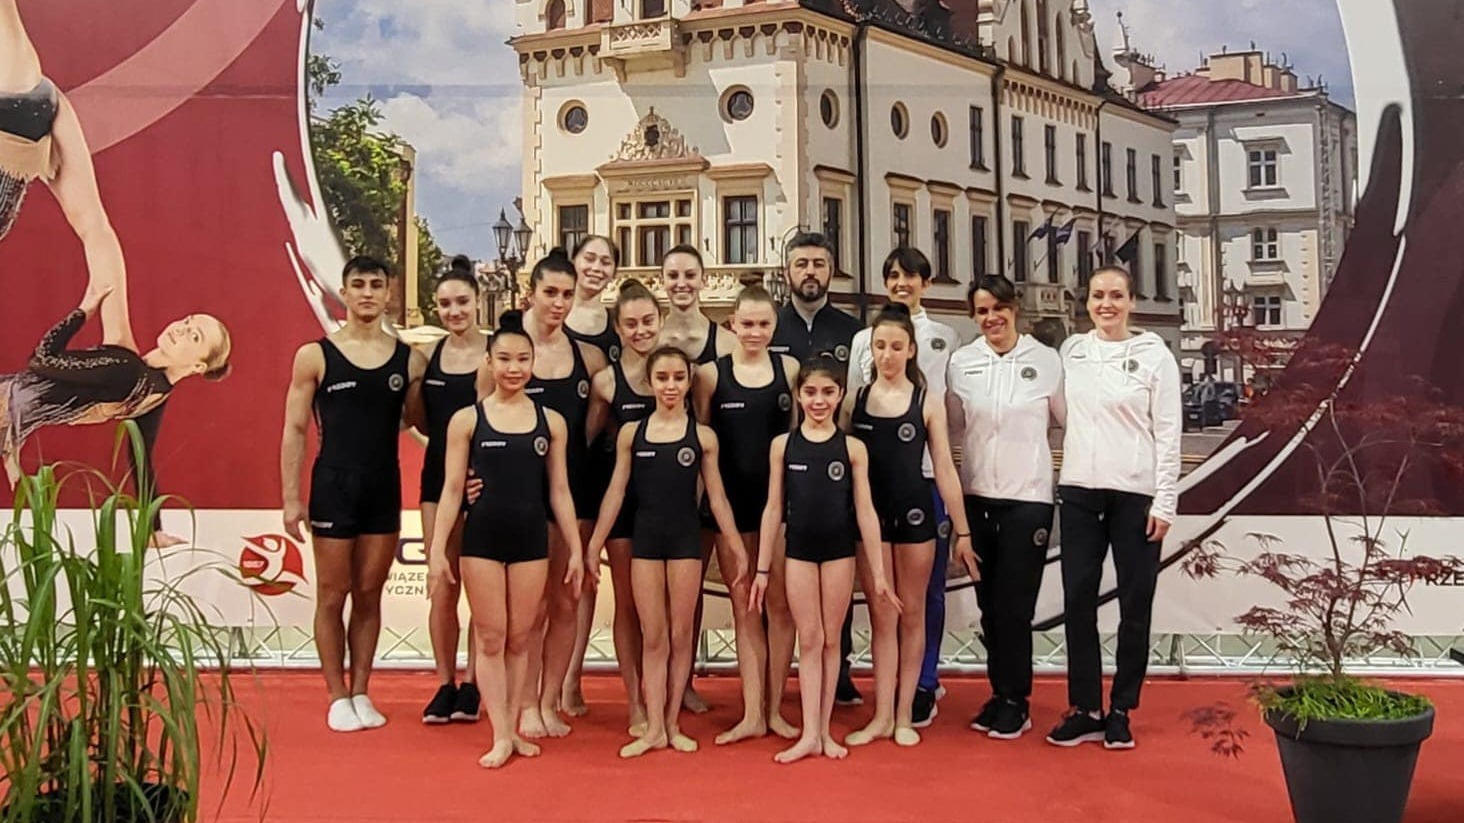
[0,423,267,822]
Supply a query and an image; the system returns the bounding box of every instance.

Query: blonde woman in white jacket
[1046,266,1181,751]
[945,274,1064,741]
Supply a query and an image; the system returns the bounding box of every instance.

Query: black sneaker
[835,676,864,706]
[911,688,938,728]
[451,682,482,723]
[422,684,455,725]
[987,700,1032,740]
[1104,709,1135,749]
[969,696,1002,732]
[1045,709,1106,747]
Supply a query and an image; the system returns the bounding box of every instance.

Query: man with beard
[767,232,866,706]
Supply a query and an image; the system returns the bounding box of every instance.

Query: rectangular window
[1044,125,1058,184]
[614,197,693,267]
[1251,227,1280,261]
[1012,219,1030,282]
[1126,147,1139,202]
[641,0,666,18]
[1248,148,1279,187]
[722,195,758,265]
[971,215,988,277]
[1153,242,1169,299]
[1151,154,1164,207]
[1173,153,1183,192]
[822,197,843,274]
[1100,141,1114,196]
[933,208,952,281]
[557,204,589,252]
[1252,294,1283,327]
[892,202,912,249]
[1076,134,1089,191]
[1011,116,1026,177]
[968,106,986,169]
[1077,230,1093,289]
[1047,232,1059,283]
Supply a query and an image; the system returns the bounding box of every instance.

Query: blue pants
[918,486,949,692]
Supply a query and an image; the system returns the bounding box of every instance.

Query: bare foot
[774,735,822,765]
[518,708,548,739]
[683,686,711,714]
[619,733,668,759]
[894,726,921,747]
[540,706,572,738]
[769,713,801,740]
[822,735,849,759]
[845,719,894,747]
[478,740,514,769]
[512,736,541,757]
[561,685,589,717]
[715,718,768,746]
[669,732,698,753]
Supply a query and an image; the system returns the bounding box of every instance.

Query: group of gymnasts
[278,231,1181,769]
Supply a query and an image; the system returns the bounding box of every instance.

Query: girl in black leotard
[750,357,900,765]
[416,259,490,725]
[589,346,747,759]
[425,312,584,771]
[842,305,971,749]
[585,279,660,736]
[692,285,801,744]
[513,250,608,740]
[659,244,733,366]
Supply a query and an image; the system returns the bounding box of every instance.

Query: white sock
[327,697,363,732]
[352,694,387,729]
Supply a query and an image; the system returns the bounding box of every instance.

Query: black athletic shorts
[309,463,402,539]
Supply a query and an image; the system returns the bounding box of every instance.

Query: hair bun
[497,310,525,332]
[546,246,571,260]
[878,302,912,318]
[450,254,473,273]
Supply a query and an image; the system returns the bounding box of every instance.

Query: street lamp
[1221,281,1250,381]
[492,207,534,314]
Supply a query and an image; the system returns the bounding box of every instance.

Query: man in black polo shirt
[768,231,865,706]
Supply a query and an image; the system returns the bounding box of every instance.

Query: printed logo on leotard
[906,507,926,526]
[609,344,621,361]
[534,436,549,457]
[1033,528,1049,546]
[1125,359,1139,373]
[778,393,792,411]
[1021,366,1037,381]
[834,345,850,362]
[676,447,696,467]
[388,373,405,392]
[938,520,952,539]
[827,461,846,482]
[426,378,447,387]
[577,379,590,398]
[931,338,946,351]
[897,422,917,443]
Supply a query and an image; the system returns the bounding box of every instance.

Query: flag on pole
[1028,214,1055,241]
[1115,227,1141,266]
[1053,216,1078,246]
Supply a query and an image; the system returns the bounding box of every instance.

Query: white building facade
[511,0,1178,345]
[1138,49,1358,377]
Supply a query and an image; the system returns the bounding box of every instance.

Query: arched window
[1036,0,1050,74]
[547,0,566,30]
[1019,1,1031,66]
[1055,15,1066,80]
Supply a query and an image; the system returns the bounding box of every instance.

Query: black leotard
[461,401,551,564]
[851,385,936,544]
[782,428,857,564]
[525,338,593,519]
[607,361,653,540]
[708,354,791,532]
[0,78,60,242]
[696,318,720,365]
[566,317,621,363]
[419,338,480,505]
[630,414,703,560]
[0,79,58,141]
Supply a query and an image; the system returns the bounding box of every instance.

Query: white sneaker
[327,697,363,732]
[352,694,387,729]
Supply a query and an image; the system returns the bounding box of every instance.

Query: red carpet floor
[209,672,1463,823]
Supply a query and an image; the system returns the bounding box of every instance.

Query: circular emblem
[388,373,405,392]
[778,393,792,411]
[676,446,696,467]
[533,436,549,457]
[1021,366,1037,381]
[1033,527,1049,547]
[897,422,917,443]
[906,507,926,526]
[937,520,952,539]
[931,338,946,351]
[609,344,621,361]
[827,460,846,482]
[834,344,850,362]
[1126,359,1139,373]
[577,379,590,399]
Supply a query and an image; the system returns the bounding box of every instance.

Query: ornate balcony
[600,17,686,79]
[1017,282,1068,317]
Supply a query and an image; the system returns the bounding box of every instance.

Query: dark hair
[490,310,533,352]
[449,254,473,274]
[662,244,704,271]
[615,279,658,317]
[868,303,925,391]
[733,284,777,312]
[1090,264,1134,294]
[343,255,392,280]
[437,255,480,295]
[644,344,694,384]
[572,234,621,268]
[881,247,932,283]
[796,355,847,392]
[785,232,835,263]
[530,248,577,290]
[966,273,1017,315]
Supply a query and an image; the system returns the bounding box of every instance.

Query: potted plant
[0,423,267,822]
[1181,343,1464,823]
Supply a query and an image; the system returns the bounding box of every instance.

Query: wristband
[955,532,971,538]
[755,569,770,576]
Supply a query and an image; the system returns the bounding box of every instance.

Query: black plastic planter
[1264,694,1435,823]
[14,783,187,823]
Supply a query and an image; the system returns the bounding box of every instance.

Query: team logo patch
[577,379,590,398]
[938,520,952,539]
[1125,359,1139,373]
[897,422,917,443]
[906,507,926,526]
[931,338,946,351]
[778,393,792,411]
[827,460,846,482]
[534,436,549,457]
[834,344,850,362]
[609,344,621,361]
[388,373,405,392]
[677,446,697,467]
[1033,528,1049,547]
[1021,366,1037,381]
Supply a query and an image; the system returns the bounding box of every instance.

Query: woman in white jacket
[945,274,1063,741]
[1046,266,1181,751]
